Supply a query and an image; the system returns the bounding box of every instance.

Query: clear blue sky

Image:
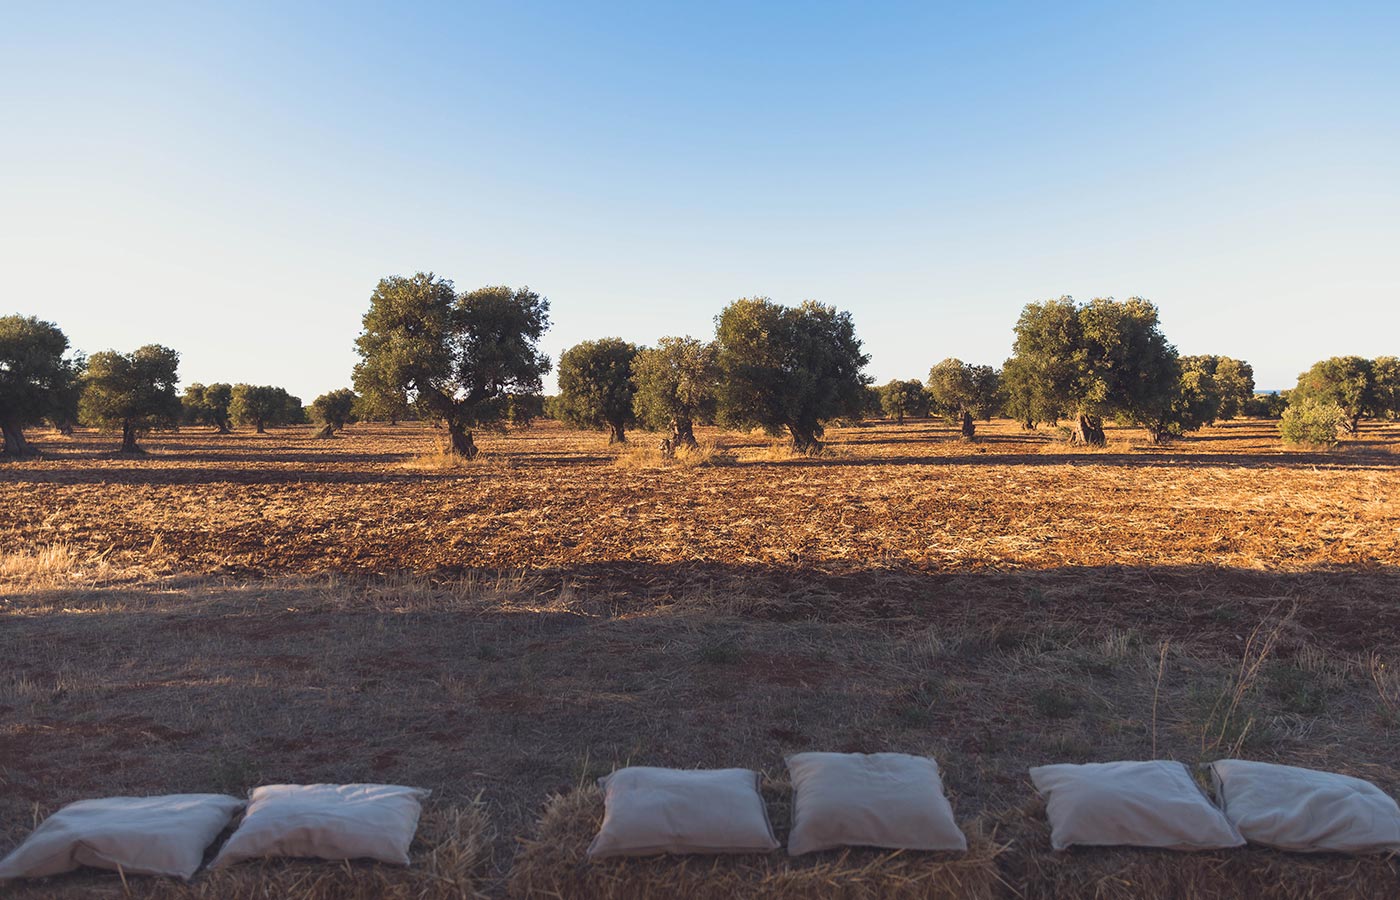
[3,1,1397,398]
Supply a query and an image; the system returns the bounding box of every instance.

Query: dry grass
[508,782,1006,900]
[2,418,1399,896]
[614,438,736,469]
[2,802,493,899]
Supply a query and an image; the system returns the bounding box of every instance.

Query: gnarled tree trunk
[1071,413,1106,446]
[1,418,35,457]
[314,424,336,439]
[788,423,823,455]
[607,421,627,444]
[960,410,976,440]
[215,420,232,435]
[895,409,905,425]
[445,421,479,459]
[671,418,698,450]
[120,421,141,454]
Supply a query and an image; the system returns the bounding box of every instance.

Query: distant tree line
[4,288,1397,457]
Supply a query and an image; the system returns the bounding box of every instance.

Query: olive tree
[877,379,929,425]
[1007,296,1179,445]
[1372,356,1400,421]
[999,354,1059,429]
[0,315,83,456]
[1292,356,1378,435]
[715,297,870,453]
[555,338,639,443]
[353,274,551,458]
[229,384,302,433]
[632,337,719,448]
[926,358,997,439]
[1140,355,1257,439]
[79,345,181,452]
[182,383,233,433]
[311,388,358,436]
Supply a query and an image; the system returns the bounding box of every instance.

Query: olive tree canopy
[1007,296,1178,445]
[878,379,928,425]
[715,297,870,453]
[229,384,302,433]
[182,383,233,433]
[311,388,359,436]
[79,344,181,453]
[353,274,551,458]
[0,314,82,456]
[631,336,719,448]
[555,338,639,443]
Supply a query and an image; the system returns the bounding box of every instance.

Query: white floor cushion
[786,752,967,855]
[209,784,429,868]
[587,767,779,858]
[0,794,243,881]
[1209,759,1400,853]
[1030,761,1244,851]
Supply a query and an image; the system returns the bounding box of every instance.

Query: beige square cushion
[1209,760,1400,853]
[209,784,429,868]
[0,794,243,881]
[786,752,967,855]
[587,767,779,858]
[1030,761,1244,851]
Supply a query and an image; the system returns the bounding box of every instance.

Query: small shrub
[1279,399,1346,448]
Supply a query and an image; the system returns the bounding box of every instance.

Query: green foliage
[1279,398,1347,448]
[79,344,182,452]
[926,359,999,418]
[1292,356,1377,434]
[1369,356,1400,421]
[1008,296,1179,444]
[1000,354,1059,428]
[555,338,639,442]
[182,382,233,432]
[1211,357,1256,420]
[877,379,928,424]
[1243,391,1288,418]
[631,337,719,445]
[310,388,358,432]
[0,314,82,454]
[715,297,870,453]
[506,392,544,426]
[353,273,551,457]
[229,384,302,432]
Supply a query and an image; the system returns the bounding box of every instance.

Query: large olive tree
[79,345,182,452]
[353,274,551,458]
[631,336,719,448]
[1007,296,1179,445]
[877,379,929,425]
[555,338,639,443]
[715,297,869,453]
[927,358,999,439]
[311,388,358,436]
[0,315,82,456]
[182,383,234,433]
[1291,356,1378,435]
[229,384,302,433]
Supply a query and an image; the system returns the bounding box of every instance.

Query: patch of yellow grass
[614,439,736,469]
[0,543,113,591]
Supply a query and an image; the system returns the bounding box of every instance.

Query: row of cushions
[5,757,1399,881]
[1033,760,1400,854]
[588,753,969,859]
[0,783,427,882]
[590,756,1400,859]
